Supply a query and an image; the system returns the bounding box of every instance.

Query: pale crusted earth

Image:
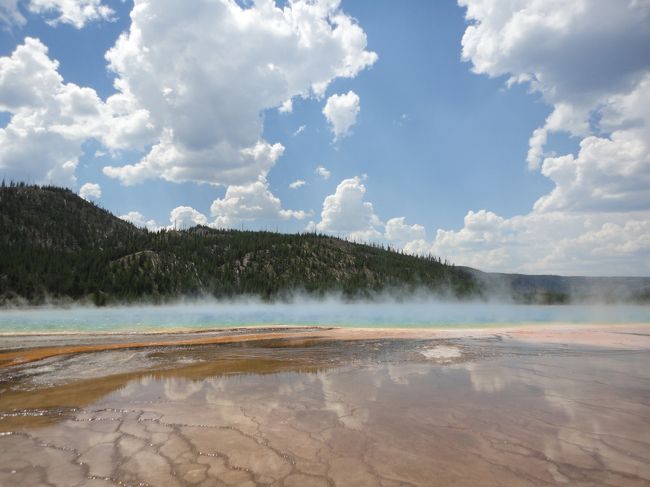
[0,335,649,486]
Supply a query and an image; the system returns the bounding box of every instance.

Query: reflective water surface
[0,338,649,486]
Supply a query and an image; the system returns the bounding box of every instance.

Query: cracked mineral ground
[0,327,649,486]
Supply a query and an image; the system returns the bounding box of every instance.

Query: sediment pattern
[0,338,649,486]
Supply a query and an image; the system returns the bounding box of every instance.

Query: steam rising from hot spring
[0,295,648,334]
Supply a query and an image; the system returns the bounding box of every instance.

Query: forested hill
[0,184,477,306]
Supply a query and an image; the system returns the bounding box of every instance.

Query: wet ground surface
[0,334,649,486]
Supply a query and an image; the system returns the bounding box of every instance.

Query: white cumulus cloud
[278,98,293,114]
[0,0,25,27]
[460,0,650,172]
[0,0,114,29]
[169,206,208,230]
[402,0,650,275]
[308,176,382,241]
[385,217,426,245]
[210,178,307,228]
[459,0,650,106]
[315,165,331,180]
[309,178,431,246]
[0,37,156,186]
[0,1,376,232]
[102,0,376,187]
[289,179,306,189]
[0,0,377,231]
[405,210,650,276]
[79,182,101,200]
[27,0,114,28]
[121,206,213,231]
[119,211,159,231]
[0,38,104,185]
[322,90,360,139]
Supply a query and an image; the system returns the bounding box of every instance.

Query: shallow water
[1,301,649,333]
[0,338,648,486]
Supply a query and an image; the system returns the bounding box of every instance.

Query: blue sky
[1,0,648,275]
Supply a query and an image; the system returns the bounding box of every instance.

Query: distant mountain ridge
[464,268,650,304]
[0,184,648,306]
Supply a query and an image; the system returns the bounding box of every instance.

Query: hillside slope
[0,184,477,305]
[2,184,648,306]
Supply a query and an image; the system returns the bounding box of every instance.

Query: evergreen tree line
[0,184,478,306]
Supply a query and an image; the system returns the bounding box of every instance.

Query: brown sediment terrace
[1,322,649,368]
[0,323,649,486]
[0,326,330,368]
